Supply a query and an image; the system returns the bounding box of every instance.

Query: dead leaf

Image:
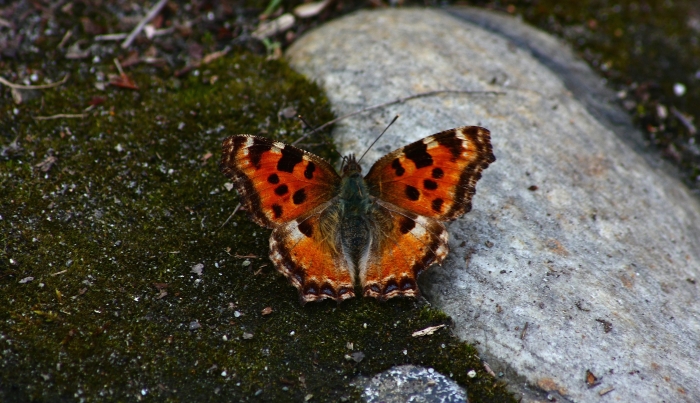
[65,41,90,59]
[294,0,331,18]
[109,72,139,90]
[35,155,58,172]
[411,324,446,337]
[252,13,295,40]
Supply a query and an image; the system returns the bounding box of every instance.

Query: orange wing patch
[364,126,495,221]
[270,203,355,303]
[360,200,448,301]
[220,135,340,228]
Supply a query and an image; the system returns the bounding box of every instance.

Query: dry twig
[0,74,69,90]
[219,203,241,229]
[34,113,87,121]
[121,0,169,49]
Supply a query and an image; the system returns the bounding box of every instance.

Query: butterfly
[220,126,495,304]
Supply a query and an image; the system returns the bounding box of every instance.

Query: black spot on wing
[267,173,280,184]
[304,161,316,179]
[431,167,444,179]
[249,137,272,168]
[297,220,313,237]
[436,131,465,159]
[403,141,433,169]
[277,146,304,173]
[272,204,283,218]
[432,198,444,213]
[292,188,306,205]
[405,185,420,201]
[391,158,405,176]
[398,216,415,234]
[411,248,437,278]
[423,179,438,190]
[230,136,247,156]
[274,184,289,196]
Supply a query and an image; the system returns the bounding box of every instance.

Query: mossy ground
[0,54,514,402]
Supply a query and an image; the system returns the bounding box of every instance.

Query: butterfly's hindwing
[269,202,356,303]
[360,199,449,301]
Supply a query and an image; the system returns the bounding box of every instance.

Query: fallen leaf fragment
[483,361,496,377]
[35,156,58,172]
[252,13,295,40]
[599,386,615,396]
[109,72,139,90]
[412,324,446,337]
[65,41,90,59]
[19,276,34,284]
[294,0,331,18]
[585,369,600,387]
[261,307,273,315]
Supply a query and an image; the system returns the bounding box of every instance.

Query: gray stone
[287,8,700,403]
[359,365,468,403]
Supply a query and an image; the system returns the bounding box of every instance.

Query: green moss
[0,54,513,402]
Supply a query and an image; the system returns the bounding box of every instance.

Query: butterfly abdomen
[338,172,373,272]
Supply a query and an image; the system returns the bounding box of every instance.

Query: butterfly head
[341,154,363,177]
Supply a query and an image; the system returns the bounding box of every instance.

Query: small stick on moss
[220,203,241,229]
[291,89,505,146]
[113,58,125,76]
[57,30,72,49]
[121,0,168,49]
[0,74,69,90]
[96,33,128,41]
[34,113,87,121]
[483,361,496,377]
[174,46,231,77]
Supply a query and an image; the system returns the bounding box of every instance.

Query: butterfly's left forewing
[220,135,341,227]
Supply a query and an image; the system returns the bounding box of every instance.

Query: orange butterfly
[220,127,494,303]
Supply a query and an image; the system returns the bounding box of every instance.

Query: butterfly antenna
[297,114,315,131]
[357,115,400,164]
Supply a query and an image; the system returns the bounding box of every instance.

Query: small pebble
[191,263,204,276]
[673,83,686,97]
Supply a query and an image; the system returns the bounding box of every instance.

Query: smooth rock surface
[359,365,468,403]
[287,8,700,403]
